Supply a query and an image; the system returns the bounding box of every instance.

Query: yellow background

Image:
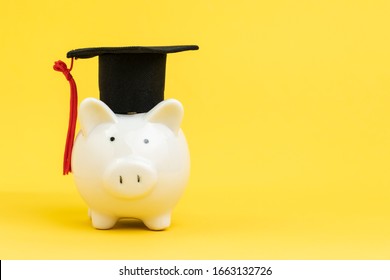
[1,0,390,259]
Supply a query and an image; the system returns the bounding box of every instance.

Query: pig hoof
[143,214,171,230]
[90,211,117,229]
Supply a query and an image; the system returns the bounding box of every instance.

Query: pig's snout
[103,158,157,199]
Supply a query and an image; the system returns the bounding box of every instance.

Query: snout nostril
[119,175,141,184]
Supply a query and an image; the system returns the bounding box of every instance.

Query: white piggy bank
[71,97,190,230]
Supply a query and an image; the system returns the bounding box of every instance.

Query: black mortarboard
[67,45,199,114]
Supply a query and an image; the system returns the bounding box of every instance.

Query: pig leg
[143,213,171,230]
[90,210,117,229]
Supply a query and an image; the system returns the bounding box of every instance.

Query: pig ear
[145,99,184,134]
[79,98,118,136]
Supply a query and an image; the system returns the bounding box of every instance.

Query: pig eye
[143,139,149,144]
[110,137,115,142]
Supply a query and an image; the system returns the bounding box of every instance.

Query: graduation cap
[54,45,198,174]
[67,45,199,114]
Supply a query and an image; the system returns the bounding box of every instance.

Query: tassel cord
[53,58,78,175]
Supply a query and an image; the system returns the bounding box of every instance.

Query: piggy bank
[71,97,190,230]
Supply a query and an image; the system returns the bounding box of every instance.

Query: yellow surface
[1,0,390,259]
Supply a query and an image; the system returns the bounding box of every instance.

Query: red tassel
[53,58,78,175]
